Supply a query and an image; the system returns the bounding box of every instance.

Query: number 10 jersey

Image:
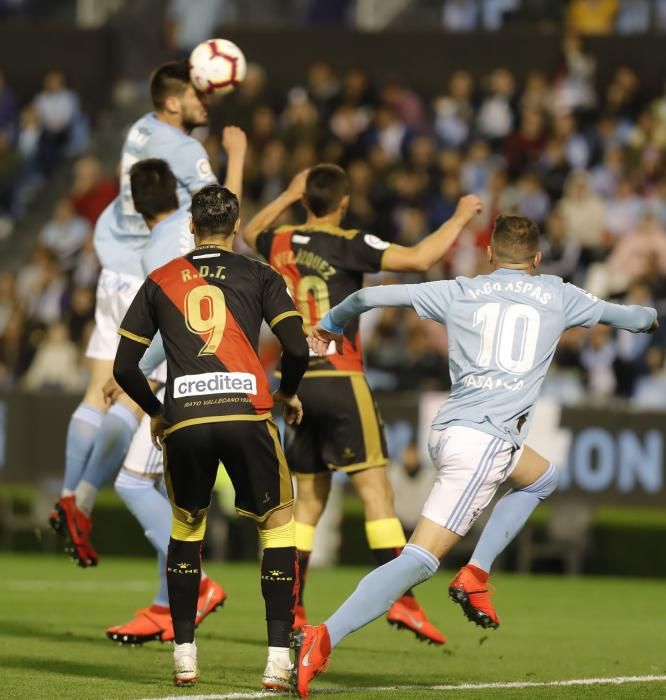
[407,268,607,447]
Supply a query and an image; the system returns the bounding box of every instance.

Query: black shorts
[285,373,389,476]
[164,417,293,523]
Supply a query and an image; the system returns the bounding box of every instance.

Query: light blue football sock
[115,468,172,606]
[325,544,439,649]
[470,463,559,573]
[62,404,104,494]
[81,403,139,492]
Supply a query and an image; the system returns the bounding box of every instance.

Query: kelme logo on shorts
[174,372,257,398]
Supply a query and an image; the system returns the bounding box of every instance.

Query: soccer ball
[189,39,247,95]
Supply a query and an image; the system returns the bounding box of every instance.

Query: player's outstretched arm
[221,126,247,203]
[309,285,414,356]
[381,194,482,273]
[563,283,658,334]
[242,169,309,251]
[598,302,658,333]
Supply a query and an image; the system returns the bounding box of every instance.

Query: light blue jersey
[138,208,194,377]
[141,208,193,276]
[322,268,657,448]
[94,113,216,278]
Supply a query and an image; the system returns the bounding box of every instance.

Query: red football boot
[195,576,226,627]
[293,603,308,631]
[52,495,99,567]
[106,605,174,644]
[292,623,331,698]
[449,564,500,629]
[387,595,446,645]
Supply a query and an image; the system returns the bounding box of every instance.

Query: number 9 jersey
[118,246,301,436]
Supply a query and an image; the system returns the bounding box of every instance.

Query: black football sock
[296,549,311,607]
[167,538,202,644]
[261,546,298,647]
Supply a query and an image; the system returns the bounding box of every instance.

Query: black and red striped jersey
[119,244,300,434]
[256,223,390,375]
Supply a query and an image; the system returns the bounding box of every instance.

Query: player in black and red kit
[243,164,482,645]
[113,185,309,691]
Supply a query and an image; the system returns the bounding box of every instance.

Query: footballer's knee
[509,445,552,490]
[522,463,558,500]
[294,473,331,525]
[351,467,395,520]
[170,505,208,542]
[258,514,295,548]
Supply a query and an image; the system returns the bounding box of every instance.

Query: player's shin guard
[167,538,203,644]
[469,463,559,573]
[326,544,439,649]
[259,518,297,649]
[79,403,139,497]
[295,521,315,608]
[62,404,103,494]
[114,468,172,606]
[365,518,414,596]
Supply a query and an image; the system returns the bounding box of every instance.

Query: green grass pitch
[1,553,665,699]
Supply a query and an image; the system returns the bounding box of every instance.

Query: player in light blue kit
[293,215,658,697]
[50,60,245,568]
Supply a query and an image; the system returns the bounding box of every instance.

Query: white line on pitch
[138,674,666,700]
[1,580,152,593]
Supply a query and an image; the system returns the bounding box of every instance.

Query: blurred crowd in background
[1,23,666,407]
[5,0,666,33]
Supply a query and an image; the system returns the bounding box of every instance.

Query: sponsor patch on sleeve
[363,234,391,251]
[196,158,214,180]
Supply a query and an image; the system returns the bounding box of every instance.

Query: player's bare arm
[308,285,414,357]
[242,169,309,250]
[221,126,247,202]
[381,194,482,272]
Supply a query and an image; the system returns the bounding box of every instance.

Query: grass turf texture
[1,554,665,699]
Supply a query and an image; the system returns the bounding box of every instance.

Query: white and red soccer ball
[189,39,247,95]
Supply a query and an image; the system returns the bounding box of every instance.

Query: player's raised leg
[293,426,513,698]
[350,459,445,645]
[450,445,558,629]
[293,520,456,698]
[50,356,115,567]
[293,472,331,629]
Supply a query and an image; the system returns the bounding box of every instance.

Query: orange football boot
[51,495,99,567]
[449,564,500,629]
[292,623,331,698]
[107,604,173,644]
[195,576,226,626]
[293,603,308,630]
[107,577,226,645]
[387,595,446,645]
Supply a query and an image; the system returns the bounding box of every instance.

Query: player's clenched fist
[454,194,483,224]
[285,169,310,202]
[273,390,304,425]
[308,324,343,356]
[150,412,167,450]
[221,125,247,154]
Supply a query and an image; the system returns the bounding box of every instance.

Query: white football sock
[267,646,291,669]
